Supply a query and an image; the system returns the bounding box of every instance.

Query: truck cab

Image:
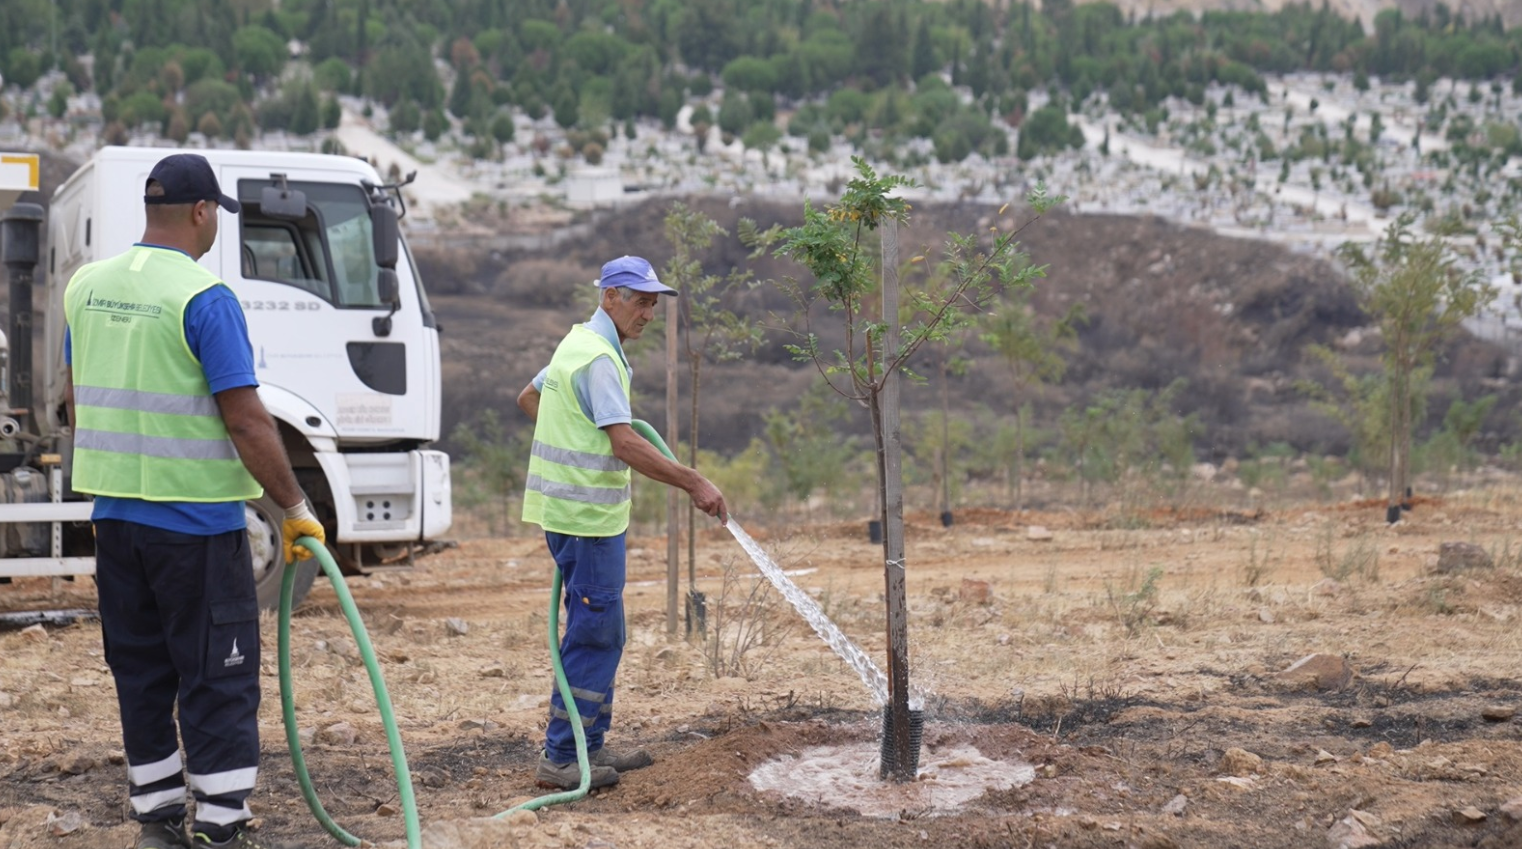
[2,147,452,608]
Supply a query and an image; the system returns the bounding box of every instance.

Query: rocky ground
[4,486,1522,848]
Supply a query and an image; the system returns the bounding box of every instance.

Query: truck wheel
[247,495,319,611]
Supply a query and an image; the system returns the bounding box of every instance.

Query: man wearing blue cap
[517,255,727,790]
[64,153,324,849]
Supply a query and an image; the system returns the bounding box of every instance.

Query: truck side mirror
[370,204,399,270]
[260,184,308,220]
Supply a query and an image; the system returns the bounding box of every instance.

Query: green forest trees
[3,1,1518,159]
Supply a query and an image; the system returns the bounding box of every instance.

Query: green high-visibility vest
[64,246,261,503]
[522,324,632,536]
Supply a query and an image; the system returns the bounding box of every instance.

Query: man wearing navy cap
[517,255,726,790]
[64,152,324,849]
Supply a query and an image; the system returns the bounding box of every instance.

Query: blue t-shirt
[66,243,258,535]
[532,308,633,428]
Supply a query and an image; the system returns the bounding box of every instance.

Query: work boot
[135,818,189,849]
[589,746,653,772]
[190,825,300,849]
[534,751,618,790]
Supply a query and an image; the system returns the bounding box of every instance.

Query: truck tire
[247,495,319,611]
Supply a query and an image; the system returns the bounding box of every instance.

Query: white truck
[0,146,452,609]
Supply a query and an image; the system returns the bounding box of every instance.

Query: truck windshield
[237,180,385,308]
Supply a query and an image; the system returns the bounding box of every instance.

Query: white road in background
[333,110,478,217]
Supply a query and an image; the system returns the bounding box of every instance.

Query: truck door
[213,168,429,442]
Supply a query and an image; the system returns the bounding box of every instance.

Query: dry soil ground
[5,490,1522,849]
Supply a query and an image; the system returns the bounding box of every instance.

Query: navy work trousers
[94,520,261,836]
[543,531,626,763]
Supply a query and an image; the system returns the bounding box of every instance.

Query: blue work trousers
[94,520,261,839]
[543,531,626,763]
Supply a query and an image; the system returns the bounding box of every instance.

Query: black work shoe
[534,752,618,790]
[589,746,653,772]
[190,826,300,849]
[135,818,189,849]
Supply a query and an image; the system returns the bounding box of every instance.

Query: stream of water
[728,521,890,705]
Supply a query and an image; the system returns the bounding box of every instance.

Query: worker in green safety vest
[63,153,324,849]
[517,255,726,790]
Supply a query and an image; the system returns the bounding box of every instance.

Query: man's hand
[689,476,728,525]
[282,500,326,563]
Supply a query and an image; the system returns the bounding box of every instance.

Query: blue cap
[598,256,677,295]
[144,153,241,214]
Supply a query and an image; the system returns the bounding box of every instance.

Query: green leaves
[769,162,1065,407]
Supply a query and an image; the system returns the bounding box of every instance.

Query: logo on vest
[224,639,245,668]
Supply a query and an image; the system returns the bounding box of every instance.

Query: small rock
[502,809,537,828]
[1454,806,1486,824]
[69,677,99,687]
[1435,542,1494,573]
[1481,705,1515,722]
[316,722,358,746]
[1274,653,1354,692]
[1161,793,1188,816]
[1350,717,1372,729]
[1367,742,1393,759]
[0,692,13,709]
[1191,462,1218,482]
[57,752,96,775]
[46,810,85,836]
[298,727,316,747]
[1500,796,1522,822]
[376,803,398,817]
[959,578,992,605]
[1312,578,1342,597]
[445,618,469,637]
[480,662,507,678]
[1257,607,1275,624]
[1315,750,1337,765]
[458,719,499,733]
[107,750,125,765]
[1026,525,1053,541]
[1327,814,1380,848]
[1220,747,1264,777]
[1349,810,1381,829]
[20,623,47,643]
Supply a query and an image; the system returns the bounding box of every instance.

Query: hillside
[13,150,1514,471]
[415,195,1518,465]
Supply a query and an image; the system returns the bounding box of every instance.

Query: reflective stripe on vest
[64,247,261,503]
[521,325,632,536]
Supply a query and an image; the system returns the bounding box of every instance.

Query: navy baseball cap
[597,256,677,295]
[144,153,241,213]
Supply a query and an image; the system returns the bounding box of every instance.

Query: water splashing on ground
[728,521,889,705]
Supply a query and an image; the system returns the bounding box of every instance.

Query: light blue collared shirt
[531,308,632,428]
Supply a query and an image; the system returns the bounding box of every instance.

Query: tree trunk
[1014,402,1025,511]
[939,355,951,515]
[1386,365,1405,523]
[687,357,703,639]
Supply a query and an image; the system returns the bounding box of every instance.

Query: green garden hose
[276,417,675,844]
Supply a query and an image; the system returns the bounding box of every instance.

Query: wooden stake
[665,292,680,636]
[880,219,913,781]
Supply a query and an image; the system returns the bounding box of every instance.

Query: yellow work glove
[282,500,326,564]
